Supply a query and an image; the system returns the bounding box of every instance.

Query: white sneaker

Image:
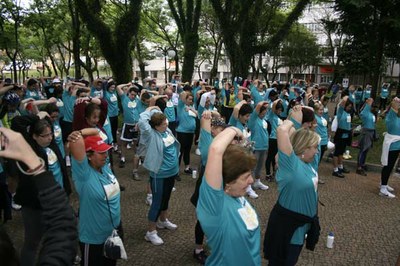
[195,148,201,156]
[379,185,395,192]
[253,180,269,191]
[11,194,21,211]
[247,187,259,199]
[156,219,178,230]
[66,156,71,167]
[114,144,119,152]
[145,230,164,245]
[172,187,176,192]
[11,200,22,211]
[379,189,396,199]
[145,195,152,206]
[126,143,132,149]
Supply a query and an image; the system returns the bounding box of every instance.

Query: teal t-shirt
[176,99,196,133]
[90,87,104,98]
[360,104,376,130]
[53,121,65,158]
[363,89,371,100]
[25,89,40,100]
[266,111,282,139]
[381,87,389,99]
[248,111,269,150]
[150,131,179,178]
[199,128,213,166]
[102,117,114,144]
[121,94,140,124]
[71,156,121,244]
[276,150,318,245]
[386,109,400,151]
[164,100,176,122]
[56,98,65,119]
[315,114,328,145]
[62,91,76,122]
[337,106,351,138]
[45,147,63,188]
[197,178,261,266]
[104,90,119,117]
[354,91,363,104]
[250,85,266,106]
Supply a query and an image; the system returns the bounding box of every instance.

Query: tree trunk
[76,0,141,84]
[69,0,81,79]
[181,33,199,82]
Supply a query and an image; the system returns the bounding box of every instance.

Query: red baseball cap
[84,135,112,153]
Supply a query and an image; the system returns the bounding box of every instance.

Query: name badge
[188,110,197,117]
[163,132,175,147]
[99,130,108,142]
[166,101,174,108]
[322,117,328,127]
[103,178,120,200]
[110,94,117,102]
[54,125,62,138]
[128,101,137,108]
[346,115,351,123]
[262,120,268,130]
[46,148,58,165]
[56,100,64,107]
[372,115,376,123]
[237,197,258,231]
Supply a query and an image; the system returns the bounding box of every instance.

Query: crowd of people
[0,75,399,265]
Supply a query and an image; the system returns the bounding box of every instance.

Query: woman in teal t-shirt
[264,106,321,265]
[69,130,121,266]
[197,127,260,266]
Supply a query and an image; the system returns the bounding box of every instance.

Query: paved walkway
[5,150,400,265]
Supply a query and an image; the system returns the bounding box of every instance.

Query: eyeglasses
[39,132,54,138]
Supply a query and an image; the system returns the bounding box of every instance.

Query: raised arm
[68,128,99,161]
[277,119,295,156]
[232,100,247,119]
[205,127,242,189]
[116,82,131,96]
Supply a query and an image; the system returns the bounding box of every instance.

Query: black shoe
[119,185,126,191]
[184,168,193,175]
[339,167,350,174]
[119,160,125,168]
[356,169,367,176]
[193,250,207,265]
[332,171,345,178]
[362,165,368,172]
[175,175,181,181]
[266,174,274,182]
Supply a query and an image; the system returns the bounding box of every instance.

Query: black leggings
[381,150,400,185]
[195,220,205,245]
[109,116,118,144]
[79,242,116,266]
[319,144,327,164]
[265,139,278,176]
[177,132,194,166]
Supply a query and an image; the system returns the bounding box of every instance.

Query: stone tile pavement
[5,150,400,265]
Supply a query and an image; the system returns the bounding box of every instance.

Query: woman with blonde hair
[264,106,321,266]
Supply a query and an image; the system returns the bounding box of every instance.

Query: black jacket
[263,203,320,264]
[32,170,77,265]
[10,115,71,208]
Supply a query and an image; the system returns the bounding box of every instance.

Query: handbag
[98,177,127,260]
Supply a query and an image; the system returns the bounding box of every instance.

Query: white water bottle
[326,232,334,248]
[192,170,197,179]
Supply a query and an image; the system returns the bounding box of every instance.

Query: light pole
[155,47,176,83]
